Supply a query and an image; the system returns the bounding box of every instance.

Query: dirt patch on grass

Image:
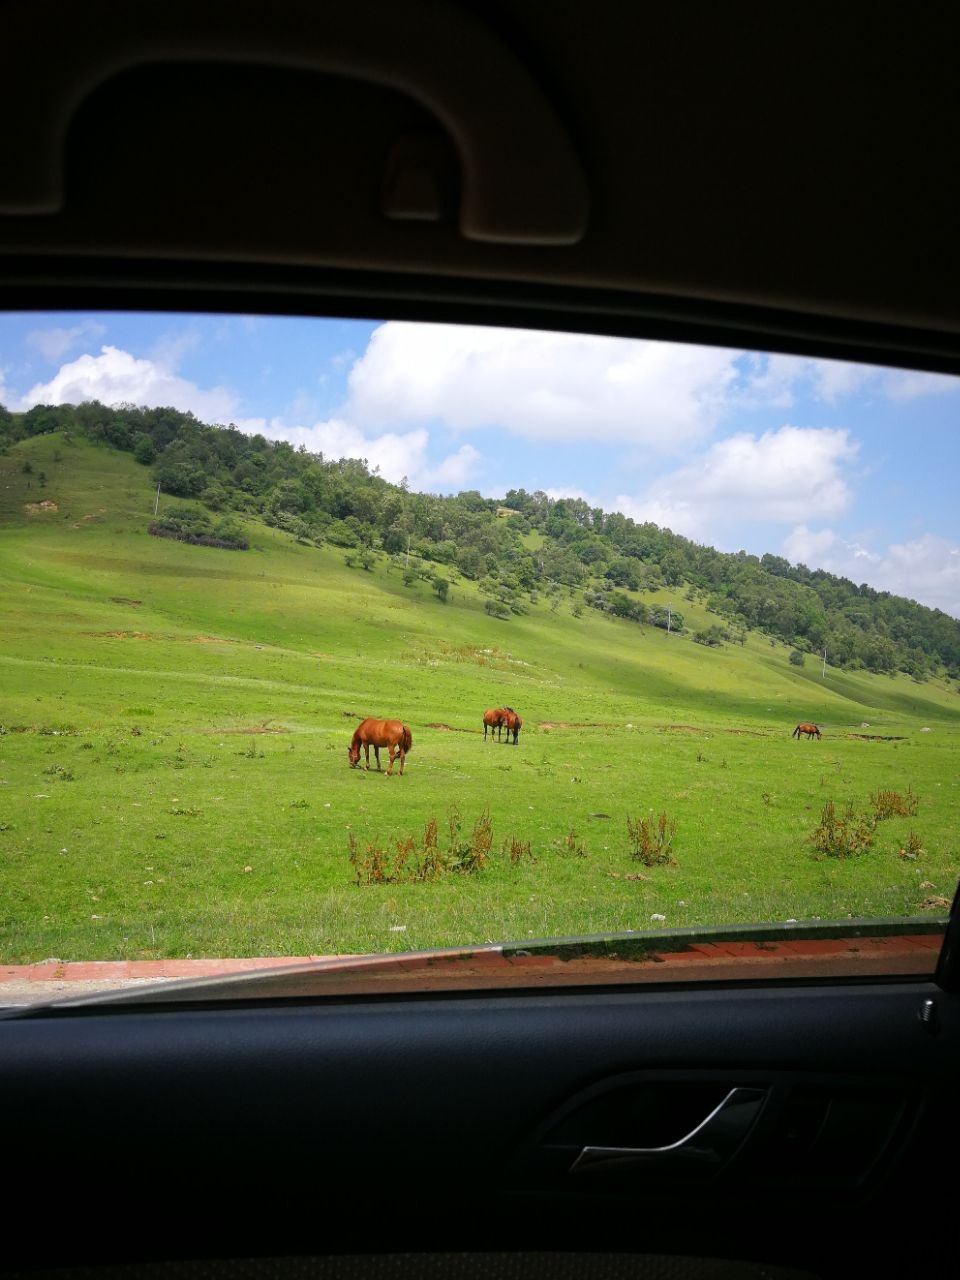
[85,630,152,640]
[24,500,58,513]
[538,721,614,729]
[426,722,472,732]
[658,724,766,737]
[845,733,907,741]
[203,724,290,735]
[110,597,143,606]
[191,635,233,644]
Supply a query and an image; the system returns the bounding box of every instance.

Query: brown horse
[502,706,522,745]
[793,722,821,740]
[483,708,506,741]
[348,718,413,775]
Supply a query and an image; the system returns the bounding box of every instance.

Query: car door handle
[570,1086,768,1175]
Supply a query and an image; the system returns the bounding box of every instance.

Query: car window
[1,311,957,1003]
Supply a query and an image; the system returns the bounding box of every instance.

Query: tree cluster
[3,399,958,679]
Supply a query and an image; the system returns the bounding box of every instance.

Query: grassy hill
[1,431,958,962]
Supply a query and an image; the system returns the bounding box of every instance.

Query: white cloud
[248,415,481,493]
[544,486,598,504]
[736,352,802,409]
[883,368,960,401]
[25,321,107,362]
[346,322,741,448]
[808,358,958,405]
[17,345,238,421]
[423,444,483,490]
[344,328,960,454]
[783,527,960,617]
[148,329,202,370]
[738,353,960,407]
[612,426,859,540]
[808,359,876,405]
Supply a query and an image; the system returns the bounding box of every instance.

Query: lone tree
[433,577,450,603]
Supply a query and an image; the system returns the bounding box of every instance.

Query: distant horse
[483,708,506,741]
[348,718,413,775]
[502,706,522,745]
[793,722,821,740]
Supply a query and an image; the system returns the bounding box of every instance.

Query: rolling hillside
[1,431,958,961]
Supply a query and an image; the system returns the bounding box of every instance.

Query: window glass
[1,312,957,995]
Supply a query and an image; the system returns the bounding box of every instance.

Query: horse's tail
[792,725,799,738]
[402,726,412,754]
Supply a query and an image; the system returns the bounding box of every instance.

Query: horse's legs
[363,743,370,769]
[397,744,405,775]
[374,745,381,770]
[386,744,395,776]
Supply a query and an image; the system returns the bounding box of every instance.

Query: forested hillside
[3,398,958,679]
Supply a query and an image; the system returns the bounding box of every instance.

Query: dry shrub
[627,811,677,866]
[454,809,492,874]
[554,829,587,858]
[812,800,874,858]
[392,835,416,881]
[417,815,445,881]
[348,832,391,885]
[505,836,535,865]
[871,787,919,820]
[349,807,493,885]
[898,831,924,860]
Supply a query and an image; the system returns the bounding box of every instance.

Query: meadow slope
[1,433,958,961]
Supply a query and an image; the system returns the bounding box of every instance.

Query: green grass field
[2,432,959,962]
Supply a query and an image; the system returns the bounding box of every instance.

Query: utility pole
[666,604,672,634]
[405,535,411,570]
[822,647,827,678]
[154,482,160,516]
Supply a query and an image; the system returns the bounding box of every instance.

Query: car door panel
[4,980,958,1275]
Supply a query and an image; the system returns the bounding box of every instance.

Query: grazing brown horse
[793,722,821,740]
[483,708,506,741]
[502,706,522,745]
[348,718,413,775]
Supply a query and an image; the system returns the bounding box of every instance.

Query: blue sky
[2,310,960,616]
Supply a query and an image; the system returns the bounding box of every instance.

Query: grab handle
[570,1087,768,1175]
[0,0,589,245]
